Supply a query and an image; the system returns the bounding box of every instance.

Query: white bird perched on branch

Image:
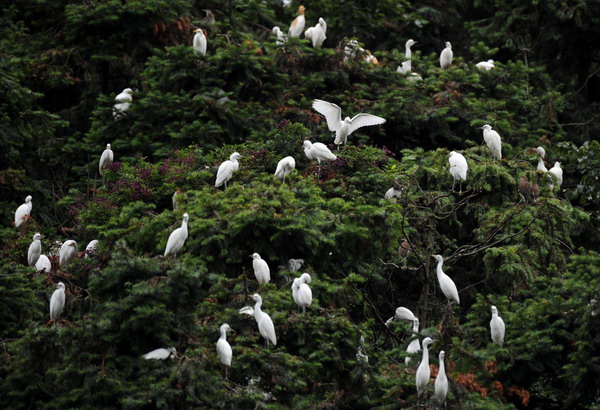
[404,39,416,59]
[36,255,51,273]
[434,350,448,406]
[479,124,502,160]
[143,347,177,360]
[274,156,296,183]
[288,5,306,37]
[14,195,32,228]
[304,18,326,48]
[303,140,337,172]
[239,294,277,347]
[296,272,312,313]
[49,282,66,321]
[440,42,453,69]
[251,253,270,283]
[99,144,113,174]
[385,306,417,327]
[59,240,78,267]
[193,28,207,56]
[312,99,386,148]
[85,239,98,258]
[28,233,42,266]
[216,323,234,378]
[272,26,287,46]
[431,255,460,304]
[448,151,468,193]
[476,59,495,70]
[291,277,301,307]
[215,152,242,189]
[535,147,548,172]
[384,186,402,199]
[113,88,133,119]
[405,318,421,366]
[416,337,434,398]
[549,162,563,190]
[490,306,506,346]
[164,213,189,258]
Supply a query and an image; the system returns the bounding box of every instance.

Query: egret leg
[302,305,306,314]
[451,179,456,193]
[283,175,286,184]
[224,181,227,190]
[459,180,463,195]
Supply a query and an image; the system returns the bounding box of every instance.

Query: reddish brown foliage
[507,386,531,407]
[153,17,194,46]
[454,373,489,397]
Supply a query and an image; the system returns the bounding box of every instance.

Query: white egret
[548,162,563,190]
[448,151,468,193]
[99,143,114,174]
[476,59,495,70]
[172,188,187,210]
[215,152,242,190]
[312,99,386,148]
[439,42,453,69]
[239,294,277,347]
[272,26,287,46]
[216,323,234,378]
[193,28,207,56]
[85,239,98,258]
[297,272,312,313]
[404,39,416,60]
[490,306,506,346]
[35,255,52,273]
[291,277,301,306]
[405,318,421,366]
[431,255,460,304]
[251,253,271,284]
[416,337,434,398]
[59,240,78,267]
[27,233,42,266]
[385,306,417,327]
[143,347,177,360]
[384,186,402,199]
[397,61,422,81]
[274,156,296,183]
[282,0,292,7]
[49,282,66,321]
[535,147,548,172]
[14,195,32,228]
[303,140,337,172]
[304,18,326,48]
[434,350,448,406]
[479,124,502,160]
[288,5,306,38]
[113,88,133,119]
[288,258,304,272]
[344,40,361,62]
[164,213,189,258]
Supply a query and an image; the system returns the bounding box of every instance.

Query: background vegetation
[1,0,599,408]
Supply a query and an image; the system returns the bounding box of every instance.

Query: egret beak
[477,126,485,129]
[248,255,253,258]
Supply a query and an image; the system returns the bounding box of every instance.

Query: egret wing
[347,113,386,135]
[312,99,342,132]
[239,306,255,316]
[311,142,337,161]
[215,160,233,187]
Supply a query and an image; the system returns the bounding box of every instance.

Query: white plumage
[113,88,133,119]
[404,39,416,59]
[434,350,448,405]
[535,147,548,172]
[28,233,42,266]
[35,255,52,273]
[405,318,421,366]
[49,282,66,321]
[303,140,337,168]
[143,347,177,360]
[215,152,242,189]
[549,162,563,190]
[440,42,453,69]
[193,28,207,55]
[59,240,78,267]
[291,278,301,306]
[99,143,113,174]
[304,18,326,48]
[476,59,495,70]
[432,254,460,304]
[288,5,306,38]
[216,323,233,367]
[448,151,468,193]
[85,239,98,258]
[415,337,434,397]
[480,124,502,159]
[312,99,386,148]
[296,272,312,313]
[490,306,506,346]
[385,306,417,327]
[239,294,277,347]
[272,26,287,46]
[251,253,270,283]
[384,187,402,199]
[274,156,296,183]
[15,195,32,228]
[164,213,189,257]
